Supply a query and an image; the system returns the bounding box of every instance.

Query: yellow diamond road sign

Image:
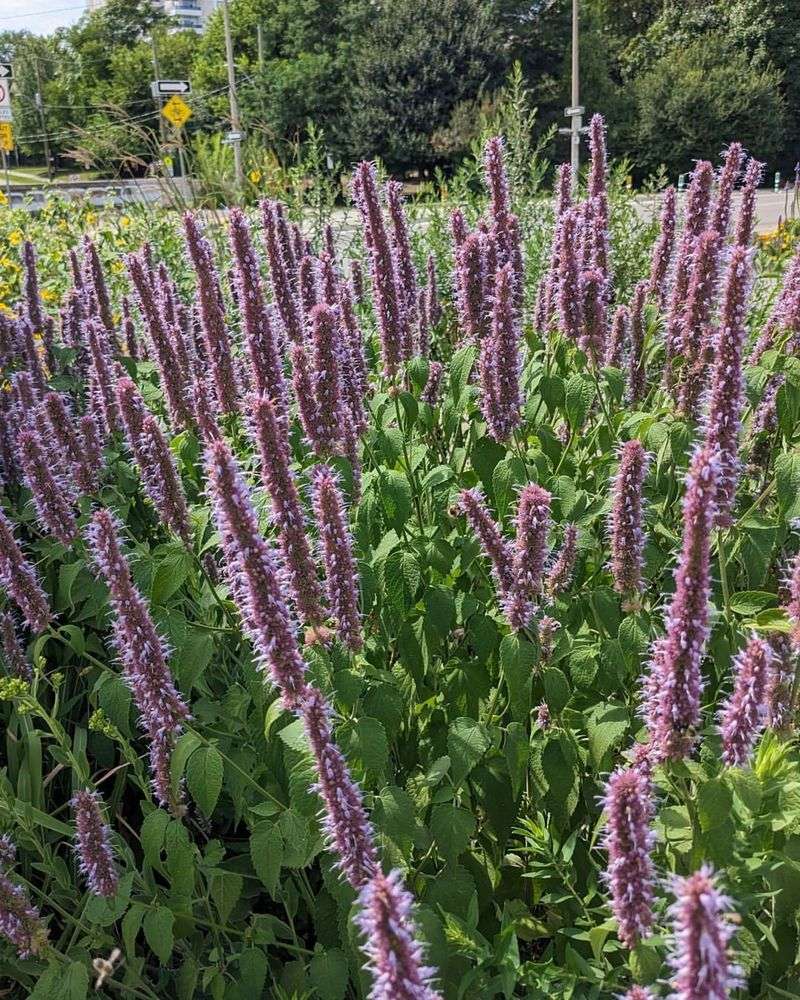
[161,95,192,128]
[0,122,12,152]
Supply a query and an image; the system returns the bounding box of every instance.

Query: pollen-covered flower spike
[356,868,441,1000]
[506,485,551,631]
[667,865,741,1000]
[71,789,119,898]
[719,635,773,767]
[602,766,656,949]
[609,440,649,597]
[547,523,578,596]
[310,465,363,651]
[642,444,718,761]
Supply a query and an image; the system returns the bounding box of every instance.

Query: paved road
[636,188,798,235]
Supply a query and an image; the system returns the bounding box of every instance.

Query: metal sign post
[1,149,10,202]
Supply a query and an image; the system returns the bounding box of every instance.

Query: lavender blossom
[455,232,487,343]
[643,445,718,760]
[41,392,98,495]
[484,136,523,311]
[0,611,30,681]
[86,320,119,433]
[121,295,138,359]
[588,114,607,199]
[786,551,800,651]
[677,230,722,419]
[624,988,655,1000]
[353,162,408,376]
[0,867,48,958]
[605,306,629,369]
[138,415,192,544]
[299,255,321,320]
[83,237,115,338]
[610,441,649,597]
[262,201,304,345]
[17,427,77,546]
[386,180,418,351]
[647,185,677,306]
[356,868,440,1000]
[22,240,46,336]
[506,485,551,630]
[719,635,773,766]
[79,414,104,478]
[350,259,364,304]
[228,207,287,408]
[557,209,583,341]
[735,158,764,247]
[450,208,467,252]
[86,509,189,810]
[703,246,753,527]
[308,303,345,454]
[667,866,741,1000]
[71,789,119,898]
[684,161,716,239]
[547,523,578,596]
[0,834,16,868]
[535,701,551,730]
[767,633,794,734]
[602,766,656,948]
[338,281,369,427]
[250,394,325,626]
[479,263,522,441]
[420,360,444,407]
[18,319,47,394]
[537,616,560,662]
[311,465,362,651]
[749,248,800,364]
[579,268,607,365]
[459,488,514,597]
[710,143,744,238]
[183,213,240,414]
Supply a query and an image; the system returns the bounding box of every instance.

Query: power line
[0,3,87,21]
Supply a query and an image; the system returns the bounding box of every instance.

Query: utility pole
[568,0,582,193]
[257,23,264,70]
[220,0,244,196]
[151,30,167,151]
[33,58,53,180]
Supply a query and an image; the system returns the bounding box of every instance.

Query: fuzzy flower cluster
[0,611,31,681]
[602,766,656,949]
[0,509,52,632]
[420,361,444,408]
[0,866,48,959]
[609,440,649,597]
[642,445,718,760]
[71,789,119,898]
[667,866,741,1000]
[547,523,578,596]
[478,263,523,441]
[719,636,773,767]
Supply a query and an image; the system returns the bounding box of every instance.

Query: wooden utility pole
[33,58,53,179]
[220,0,244,195]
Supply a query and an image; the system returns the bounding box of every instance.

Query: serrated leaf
[430,803,475,864]
[210,871,243,924]
[186,745,223,816]
[382,550,421,612]
[564,373,594,429]
[143,906,174,964]
[140,809,170,867]
[309,948,349,1000]
[250,821,283,896]
[698,779,733,832]
[380,469,413,530]
[447,717,491,786]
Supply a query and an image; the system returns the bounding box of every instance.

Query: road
[635,188,797,235]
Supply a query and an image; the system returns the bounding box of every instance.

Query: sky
[0,1,87,36]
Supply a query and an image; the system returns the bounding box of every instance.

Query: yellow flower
[41,289,56,302]
[248,169,262,184]
[119,215,131,227]
[111,260,124,274]
[8,230,22,246]
[0,191,7,206]
[85,212,97,225]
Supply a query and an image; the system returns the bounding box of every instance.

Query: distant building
[86,0,218,32]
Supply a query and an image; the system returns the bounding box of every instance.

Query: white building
[86,0,218,32]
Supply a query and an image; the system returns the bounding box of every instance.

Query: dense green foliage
[1,0,796,179]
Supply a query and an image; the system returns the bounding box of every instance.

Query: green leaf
[728,591,778,616]
[447,717,491,786]
[374,785,417,852]
[424,587,455,643]
[352,717,389,776]
[587,704,629,768]
[449,345,477,400]
[140,809,170,867]
[564,373,594,429]
[505,722,529,800]
[430,804,476,864]
[143,906,174,964]
[382,550,421,612]
[499,633,535,724]
[210,871,243,924]
[122,902,145,957]
[309,948,349,1000]
[542,666,570,713]
[250,821,283,896]
[775,452,800,521]
[698,779,733,832]
[380,469,413,530]
[186,745,224,816]
[150,548,192,606]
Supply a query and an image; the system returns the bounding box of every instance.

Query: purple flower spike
[506,485,551,630]
[228,207,287,409]
[647,185,677,306]
[83,237,115,340]
[684,161,716,239]
[719,635,773,767]
[299,255,321,319]
[353,162,408,377]
[767,634,794,734]
[138,415,192,544]
[605,305,629,369]
[183,212,240,414]
[121,295,138,359]
[455,232,487,343]
[786,552,800,652]
[624,988,655,1000]
[250,394,325,627]
[579,268,607,365]
[557,209,583,341]
[749,247,800,365]
[309,303,345,455]
[459,488,514,596]
[602,766,656,949]
[711,142,744,238]
[41,392,98,495]
[547,523,578,596]
[204,438,310,709]
[643,444,718,761]
[420,360,444,407]
[610,440,649,597]
[386,180,418,352]
[71,789,119,898]
[350,259,364,304]
[0,611,31,681]
[17,427,78,546]
[535,701,551,729]
[261,201,304,345]
[79,414,104,480]
[356,868,441,1000]
[0,864,48,958]
[311,465,363,651]
[588,114,607,199]
[735,158,764,247]
[86,509,189,811]
[299,685,379,888]
[538,616,560,662]
[86,319,119,434]
[667,866,741,1000]
[479,263,522,442]
[21,240,46,337]
[703,245,753,527]
[677,230,722,419]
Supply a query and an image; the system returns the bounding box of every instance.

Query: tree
[347,0,505,172]
[632,33,786,178]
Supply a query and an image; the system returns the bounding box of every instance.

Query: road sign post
[150,80,191,97]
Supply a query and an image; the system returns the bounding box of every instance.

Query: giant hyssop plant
[1,118,800,1000]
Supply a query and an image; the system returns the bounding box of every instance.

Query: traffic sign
[0,123,13,153]
[0,79,11,123]
[161,95,192,128]
[0,64,12,80]
[225,131,243,142]
[151,79,191,97]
